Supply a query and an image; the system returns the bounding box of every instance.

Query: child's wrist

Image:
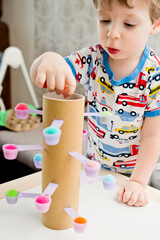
[129,178,146,188]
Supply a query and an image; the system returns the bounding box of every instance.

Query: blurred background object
[0,0,10,110]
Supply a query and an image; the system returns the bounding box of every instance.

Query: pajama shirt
[65,44,160,174]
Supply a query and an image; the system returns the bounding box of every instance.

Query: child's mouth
[107,48,120,54]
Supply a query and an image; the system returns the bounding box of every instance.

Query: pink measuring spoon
[69,151,101,177]
[15,103,43,119]
[35,182,58,213]
[2,144,44,160]
[83,129,87,142]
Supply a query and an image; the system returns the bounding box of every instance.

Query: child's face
[97,0,154,63]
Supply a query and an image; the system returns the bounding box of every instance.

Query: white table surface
[1,174,160,240]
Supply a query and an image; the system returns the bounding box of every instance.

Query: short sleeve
[65,45,103,90]
[145,68,160,117]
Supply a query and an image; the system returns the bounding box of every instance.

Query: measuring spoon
[15,103,43,119]
[35,183,58,213]
[64,207,87,233]
[69,151,101,177]
[2,144,44,160]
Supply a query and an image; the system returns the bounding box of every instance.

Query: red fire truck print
[116,93,147,108]
[122,72,147,90]
[113,159,136,168]
[123,72,147,90]
[88,118,106,138]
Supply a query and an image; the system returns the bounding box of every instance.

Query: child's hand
[30,52,76,98]
[117,180,148,207]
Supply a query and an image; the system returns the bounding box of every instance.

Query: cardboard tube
[42,92,85,230]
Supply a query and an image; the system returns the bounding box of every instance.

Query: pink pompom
[4,144,17,150]
[35,195,50,204]
[86,160,99,168]
[15,103,29,110]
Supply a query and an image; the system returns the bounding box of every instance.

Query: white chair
[0,46,39,111]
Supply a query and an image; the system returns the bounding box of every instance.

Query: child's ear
[150,19,160,35]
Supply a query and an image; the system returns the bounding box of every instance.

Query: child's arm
[30,52,76,98]
[117,115,160,207]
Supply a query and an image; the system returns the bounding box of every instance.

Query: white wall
[2,0,35,107]
[1,0,160,108]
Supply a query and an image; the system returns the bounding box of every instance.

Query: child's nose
[107,24,121,39]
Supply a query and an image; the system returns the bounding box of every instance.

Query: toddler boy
[30,0,160,206]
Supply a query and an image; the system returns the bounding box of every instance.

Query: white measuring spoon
[2,144,44,160]
[33,153,42,169]
[64,207,87,233]
[5,189,40,204]
[43,119,64,145]
[69,151,101,177]
[84,111,113,123]
[35,183,58,213]
[80,173,116,190]
[15,103,43,119]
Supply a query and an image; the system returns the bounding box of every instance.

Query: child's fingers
[55,76,65,95]
[63,73,76,97]
[46,72,55,92]
[133,193,144,207]
[134,192,148,207]
[30,56,42,84]
[141,195,148,207]
[122,189,132,203]
[36,70,46,88]
[117,187,125,201]
[127,192,139,206]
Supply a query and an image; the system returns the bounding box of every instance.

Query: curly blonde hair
[93,0,160,23]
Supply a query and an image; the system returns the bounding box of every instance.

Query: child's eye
[124,23,136,28]
[100,20,110,24]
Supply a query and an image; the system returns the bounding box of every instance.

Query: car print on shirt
[113,159,136,169]
[75,52,93,68]
[97,76,114,94]
[115,125,140,134]
[75,54,96,82]
[110,134,137,144]
[101,164,117,172]
[88,98,99,112]
[145,64,158,74]
[92,92,113,112]
[94,146,109,161]
[115,109,139,122]
[151,72,160,81]
[89,45,97,53]
[88,118,106,138]
[88,103,113,133]
[149,85,160,99]
[122,72,147,90]
[74,52,84,69]
[98,140,139,158]
[150,50,160,65]
[116,93,147,108]
[146,100,160,112]
[86,55,98,80]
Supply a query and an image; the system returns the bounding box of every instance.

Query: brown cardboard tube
[42,92,85,230]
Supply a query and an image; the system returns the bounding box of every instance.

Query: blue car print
[115,109,139,122]
[152,72,160,81]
